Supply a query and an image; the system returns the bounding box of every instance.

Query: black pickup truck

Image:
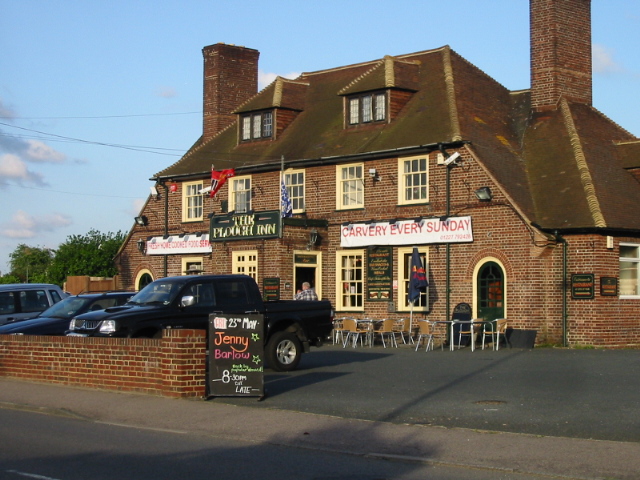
[67,274,334,371]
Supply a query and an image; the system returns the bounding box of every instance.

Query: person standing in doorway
[295,282,318,300]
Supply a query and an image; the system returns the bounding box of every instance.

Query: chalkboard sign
[207,313,265,399]
[367,246,393,301]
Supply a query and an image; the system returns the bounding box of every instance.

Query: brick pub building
[116,0,640,348]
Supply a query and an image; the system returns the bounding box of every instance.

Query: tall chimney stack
[202,43,259,141]
[530,0,592,110]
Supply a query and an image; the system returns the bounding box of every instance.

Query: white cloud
[156,86,178,98]
[0,153,47,187]
[258,70,301,90]
[25,140,67,163]
[0,210,72,239]
[593,44,622,74]
[0,98,16,120]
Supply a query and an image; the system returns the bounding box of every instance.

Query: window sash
[620,245,640,296]
[231,177,251,213]
[262,111,273,137]
[374,93,386,121]
[242,116,251,140]
[402,157,428,203]
[349,98,359,124]
[184,182,203,220]
[337,251,364,310]
[284,171,305,212]
[339,165,363,208]
[361,95,372,123]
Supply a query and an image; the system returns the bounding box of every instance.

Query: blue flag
[281,178,293,218]
[408,247,428,303]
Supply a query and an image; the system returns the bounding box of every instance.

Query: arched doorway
[476,261,505,321]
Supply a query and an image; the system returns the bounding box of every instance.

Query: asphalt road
[220,344,640,442]
[1,344,639,479]
[0,408,553,480]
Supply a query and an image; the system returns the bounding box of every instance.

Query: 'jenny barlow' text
[340,216,473,247]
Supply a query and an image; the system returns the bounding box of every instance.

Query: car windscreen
[128,281,183,306]
[39,296,93,319]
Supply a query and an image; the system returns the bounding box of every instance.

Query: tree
[7,244,54,283]
[48,229,125,285]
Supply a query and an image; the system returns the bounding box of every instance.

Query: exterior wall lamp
[307,229,318,250]
[136,238,146,254]
[134,215,148,226]
[475,186,492,201]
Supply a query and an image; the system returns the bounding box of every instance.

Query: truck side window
[214,281,250,310]
[189,282,216,307]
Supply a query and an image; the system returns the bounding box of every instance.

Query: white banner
[340,216,473,247]
[145,234,212,255]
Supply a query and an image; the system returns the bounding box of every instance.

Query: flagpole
[279,155,284,238]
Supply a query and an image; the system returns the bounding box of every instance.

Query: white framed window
[232,251,258,280]
[397,246,429,312]
[181,257,203,276]
[336,250,365,311]
[242,116,251,140]
[620,243,640,297]
[398,155,429,205]
[229,175,251,213]
[284,169,305,212]
[182,181,204,222]
[240,111,273,141]
[347,92,387,125]
[336,163,364,210]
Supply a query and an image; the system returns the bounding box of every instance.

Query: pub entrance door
[476,261,505,321]
[293,251,321,299]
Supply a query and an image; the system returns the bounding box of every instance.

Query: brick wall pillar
[159,329,207,398]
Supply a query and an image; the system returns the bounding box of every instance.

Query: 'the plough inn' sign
[340,216,473,247]
[209,210,280,242]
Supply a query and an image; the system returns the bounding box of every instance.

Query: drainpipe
[555,231,568,347]
[160,181,169,277]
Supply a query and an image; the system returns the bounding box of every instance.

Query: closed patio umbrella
[408,247,428,330]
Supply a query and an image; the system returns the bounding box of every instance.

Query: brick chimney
[202,43,259,141]
[530,0,592,110]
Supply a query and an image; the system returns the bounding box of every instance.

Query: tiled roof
[154,45,640,233]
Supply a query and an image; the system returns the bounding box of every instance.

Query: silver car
[0,283,68,326]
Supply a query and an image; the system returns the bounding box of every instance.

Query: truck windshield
[129,282,180,306]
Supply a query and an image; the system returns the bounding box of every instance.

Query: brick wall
[0,329,207,398]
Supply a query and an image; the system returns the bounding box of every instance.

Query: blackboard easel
[207,313,265,400]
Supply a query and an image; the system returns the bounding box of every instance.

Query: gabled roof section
[235,77,309,113]
[523,100,640,231]
[338,55,420,95]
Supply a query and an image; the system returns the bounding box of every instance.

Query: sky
[1,1,639,274]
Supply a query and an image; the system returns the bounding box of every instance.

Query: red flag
[210,168,235,198]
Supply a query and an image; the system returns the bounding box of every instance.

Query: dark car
[0,292,134,336]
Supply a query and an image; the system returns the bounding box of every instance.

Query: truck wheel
[266,331,301,372]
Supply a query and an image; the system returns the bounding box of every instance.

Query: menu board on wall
[600,277,618,296]
[367,246,393,301]
[207,314,264,399]
[571,274,595,299]
[263,277,280,301]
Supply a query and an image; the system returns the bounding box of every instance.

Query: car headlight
[99,320,117,334]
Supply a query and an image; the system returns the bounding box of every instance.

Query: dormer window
[241,111,273,141]
[348,92,387,125]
